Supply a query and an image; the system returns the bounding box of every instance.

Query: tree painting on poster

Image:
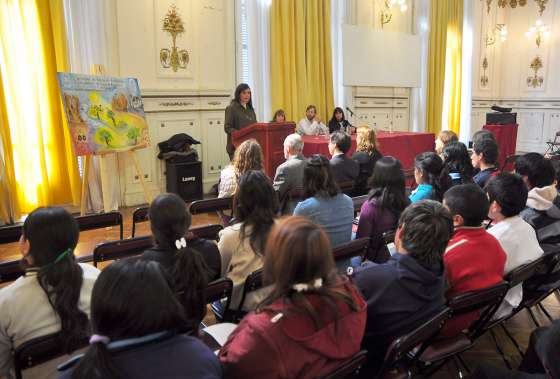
[57,73,150,155]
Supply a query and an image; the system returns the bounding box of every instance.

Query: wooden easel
[80,64,152,215]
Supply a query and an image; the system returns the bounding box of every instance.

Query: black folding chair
[92,236,153,267]
[0,223,22,244]
[376,308,451,379]
[0,259,24,284]
[338,180,355,196]
[235,268,263,320]
[189,197,234,215]
[332,238,369,268]
[189,224,223,241]
[352,195,368,216]
[203,278,234,327]
[320,350,368,379]
[131,206,149,237]
[13,332,88,379]
[75,211,124,240]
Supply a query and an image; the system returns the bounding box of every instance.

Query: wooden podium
[232,122,296,177]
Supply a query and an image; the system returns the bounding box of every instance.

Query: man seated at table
[296,105,328,136]
[329,131,358,183]
[273,134,306,215]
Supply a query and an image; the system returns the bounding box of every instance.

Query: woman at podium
[224,83,257,160]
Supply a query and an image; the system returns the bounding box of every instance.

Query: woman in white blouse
[218,139,265,198]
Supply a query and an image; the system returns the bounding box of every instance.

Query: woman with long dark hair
[410,152,452,202]
[218,170,277,311]
[294,154,354,247]
[224,83,257,160]
[328,107,352,134]
[356,157,410,262]
[219,217,366,378]
[59,259,222,379]
[0,207,100,378]
[443,142,474,186]
[142,193,219,331]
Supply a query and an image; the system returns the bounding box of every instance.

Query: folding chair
[332,238,369,267]
[376,308,451,379]
[352,195,369,216]
[13,332,88,379]
[92,236,153,267]
[234,268,263,321]
[0,259,24,284]
[131,206,149,237]
[0,223,22,244]
[189,224,223,241]
[75,211,124,240]
[337,180,355,196]
[189,197,234,216]
[418,282,509,376]
[203,278,233,326]
[278,187,304,215]
[319,350,368,379]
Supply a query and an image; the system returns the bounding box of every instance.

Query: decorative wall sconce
[525,18,550,48]
[380,0,408,29]
[160,5,190,72]
[527,56,544,88]
[486,24,508,46]
[481,57,489,87]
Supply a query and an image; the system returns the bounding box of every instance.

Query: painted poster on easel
[57,73,150,155]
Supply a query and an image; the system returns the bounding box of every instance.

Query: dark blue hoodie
[353,252,446,370]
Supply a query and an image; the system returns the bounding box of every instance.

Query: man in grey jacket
[273,134,306,215]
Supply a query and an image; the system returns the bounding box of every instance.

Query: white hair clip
[175,237,187,250]
[292,278,323,293]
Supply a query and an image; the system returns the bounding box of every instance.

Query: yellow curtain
[270,0,334,123]
[426,0,463,136]
[0,0,81,219]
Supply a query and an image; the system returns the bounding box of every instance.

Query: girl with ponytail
[59,258,222,379]
[142,193,218,332]
[410,152,452,202]
[0,207,100,378]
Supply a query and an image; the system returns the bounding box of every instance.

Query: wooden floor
[1,207,558,377]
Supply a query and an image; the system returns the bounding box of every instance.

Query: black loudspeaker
[165,161,203,202]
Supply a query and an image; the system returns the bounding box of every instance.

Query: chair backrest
[352,195,368,214]
[131,206,149,237]
[189,196,233,215]
[338,180,354,194]
[237,268,263,312]
[75,211,124,240]
[93,236,153,267]
[189,224,223,241]
[205,278,233,315]
[0,259,24,284]
[379,308,451,377]
[0,223,22,244]
[332,238,369,262]
[320,350,368,379]
[13,332,88,379]
[382,230,396,245]
[447,282,508,338]
[505,255,547,287]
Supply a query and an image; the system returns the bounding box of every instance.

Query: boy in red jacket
[442,184,506,337]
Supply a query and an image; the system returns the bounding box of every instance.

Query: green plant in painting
[127,127,140,145]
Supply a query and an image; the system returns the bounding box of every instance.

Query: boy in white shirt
[486,173,544,319]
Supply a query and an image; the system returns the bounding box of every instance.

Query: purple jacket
[356,198,399,263]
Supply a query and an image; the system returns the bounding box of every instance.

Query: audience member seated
[328,107,353,134]
[296,105,328,136]
[294,155,354,247]
[443,141,474,186]
[356,157,410,263]
[0,207,100,378]
[59,259,222,379]
[435,130,458,157]
[219,217,366,379]
[410,152,451,202]
[472,129,496,148]
[442,184,506,337]
[329,131,359,183]
[354,200,452,374]
[218,171,277,311]
[351,126,383,196]
[273,134,306,215]
[472,138,499,188]
[271,109,286,123]
[218,139,264,198]
[516,152,560,244]
[141,193,214,331]
[486,173,544,319]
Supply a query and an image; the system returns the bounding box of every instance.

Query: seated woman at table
[294,154,354,247]
[219,216,366,379]
[356,157,410,263]
[59,259,222,379]
[435,130,458,158]
[410,152,452,202]
[328,107,353,134]
[442,142,474,186]
[218,139,264,198]
[351,126,383,195]
[271,109,286,123]
[0,207,100,378]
